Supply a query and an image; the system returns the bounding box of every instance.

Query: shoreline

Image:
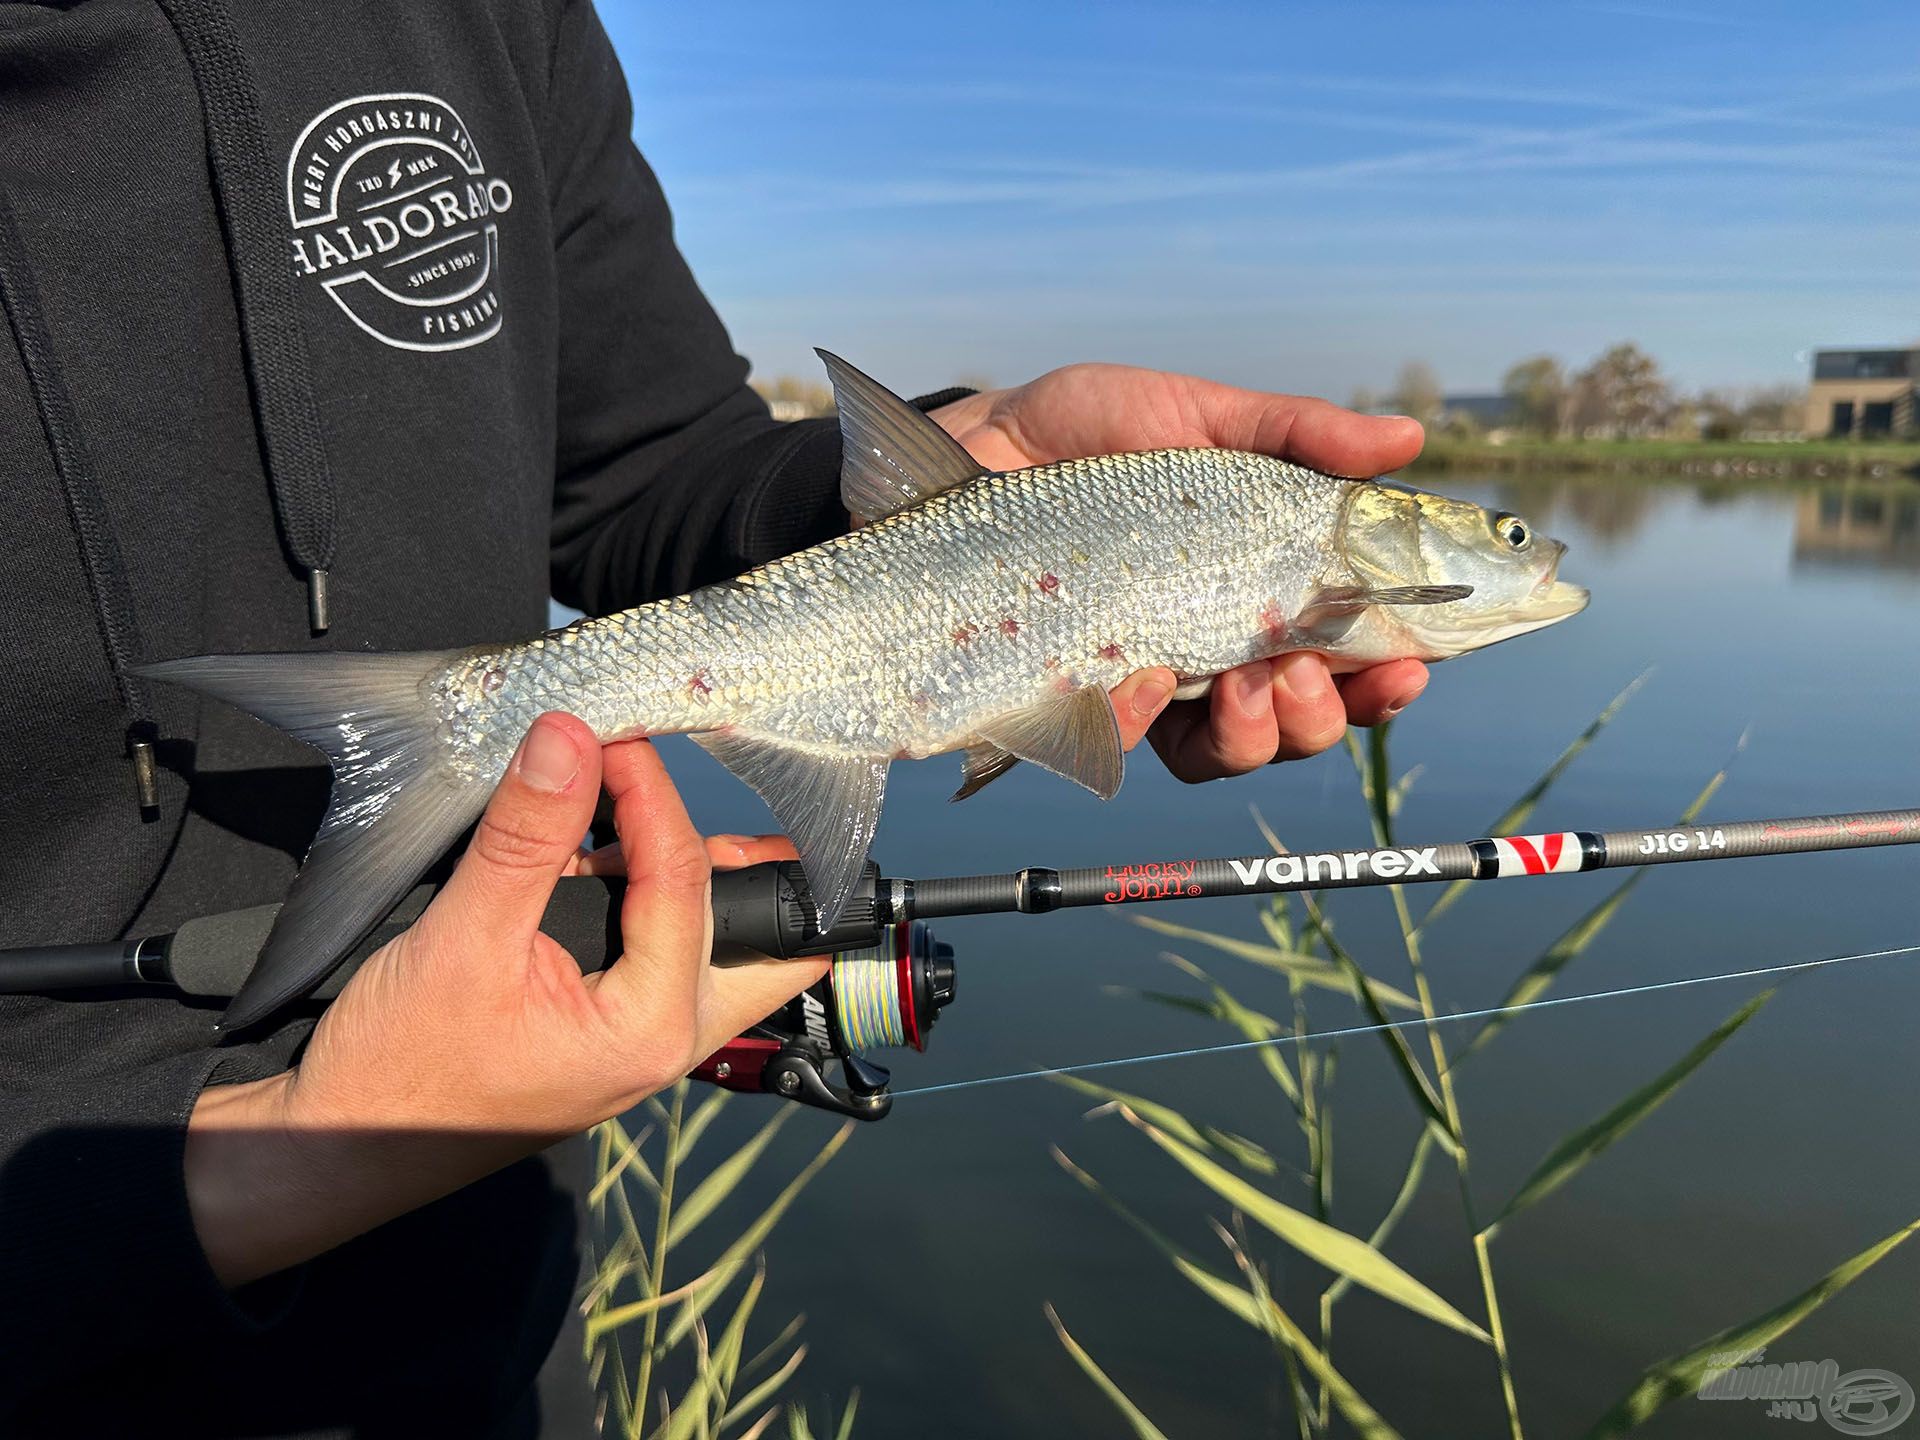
[1406,438,1920,481]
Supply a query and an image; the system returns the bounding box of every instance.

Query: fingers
[1334,659,1429,727]
[1186,379,1425,478]
[1109,668,1177,750]
[1148,656,1348,780]
[590,739,713,1025]
[706,833,800,870]
[428,713,602,941]
[695,956,832,1061]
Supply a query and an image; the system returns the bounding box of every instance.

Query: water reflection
[1487,478,1667,551]
[1470,473,1920,577]
[1792,485,1920,576]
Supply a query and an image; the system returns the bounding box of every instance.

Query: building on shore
[1805,348,1917,438]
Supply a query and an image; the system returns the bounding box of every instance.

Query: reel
[691,921,956,1120]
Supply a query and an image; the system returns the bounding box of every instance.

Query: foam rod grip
[166,875,625,1000]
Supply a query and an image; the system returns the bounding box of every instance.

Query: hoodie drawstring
[0,188,162,811]
[154,0,340,634]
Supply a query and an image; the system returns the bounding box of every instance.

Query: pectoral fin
[816,349,990,523]
[1297,583,1474,642]
[692,731,889,929]
[951,742,1020,801]
[976,685,1124,801]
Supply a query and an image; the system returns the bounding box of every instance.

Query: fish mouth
[1528,577,1590,620]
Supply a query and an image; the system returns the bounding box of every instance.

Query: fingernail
[1274,653,1334,706]
[1234,667,1271,719]
[1131,676,1172,719]
[518,718,581,793]
[1383,676,1428,719]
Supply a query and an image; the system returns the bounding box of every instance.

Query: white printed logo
[285,92,511,352]
[1227,849,1441,887]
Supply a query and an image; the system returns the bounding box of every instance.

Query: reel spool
[691,921,956,1119]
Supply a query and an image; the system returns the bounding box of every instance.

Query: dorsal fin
[816,348,989,523]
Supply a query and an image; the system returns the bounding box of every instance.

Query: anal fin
[976,685,1124,801]
[692,731,889,929]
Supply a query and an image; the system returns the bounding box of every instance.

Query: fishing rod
[4,807,1915,1120]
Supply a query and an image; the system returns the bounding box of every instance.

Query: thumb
[427,712,603,941]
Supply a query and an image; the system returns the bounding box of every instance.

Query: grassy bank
[1408,436,1920,480]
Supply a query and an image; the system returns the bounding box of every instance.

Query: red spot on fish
[1000,617,1020,637]
[1038,572,1061,595]
[952,623,980,647]
[1098,643,1126,662]
[1043,655,1062,670]
[688,670,713,699]
[910,689,932,709]
[1260,603,1291,644]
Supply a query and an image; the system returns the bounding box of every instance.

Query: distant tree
[1349,385,1381,414]
[751,375,835,418]
[1696,388,1741,441]
[1569,342,1670,439]
[1388,361,1444,427]
[1738,384,1807,438]
[1500,355,1567,438]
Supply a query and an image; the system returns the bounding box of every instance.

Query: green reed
[1050,677,1919,1437]
[583,1082,857,1440]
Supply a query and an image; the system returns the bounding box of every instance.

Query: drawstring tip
[128,728,159,814]
[307,568,331,634]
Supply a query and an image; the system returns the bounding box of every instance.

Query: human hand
[187,715,827,1285]
[930,366,1432,780]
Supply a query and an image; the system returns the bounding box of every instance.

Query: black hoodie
[0,1,863,1432]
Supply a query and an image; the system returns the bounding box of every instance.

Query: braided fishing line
[831,947,909,1050]
[891,940,1920,1101]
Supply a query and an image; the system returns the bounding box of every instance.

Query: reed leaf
[1300,899,1455,1144]
[668,1109,795,1249]
[1054,1146,1269,1329]
[1127,1115,1490,1343]
[830,1390,859,1440]
[677,1089,733,1165]
[1247,1292,1402,1440]
[1489,991,1772,1235]
[1055,1074,1278,1175]
[1046,1304,1173,1440]
[1326,1126,1437,1309]
[659,1262,767,1440]
[721,1346,807,1435]
[1583,1216,1920,1437]
[1420,669,1651,931]
[664,1123,855,1350]
[1129,914,1418,1009]
[1456,746,1740,1064]
[1160,952,1304,1107]
[588,1267,732,1343]
[1456,874,1647,1064]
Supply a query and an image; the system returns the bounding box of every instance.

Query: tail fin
[136,649,482,1029]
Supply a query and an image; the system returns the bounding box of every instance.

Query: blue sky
[599,0,1920,402]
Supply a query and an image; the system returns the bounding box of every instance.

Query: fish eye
[1494,513,1531,552]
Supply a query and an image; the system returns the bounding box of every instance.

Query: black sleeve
[0,1001,303,1400]
[540,0,845,616]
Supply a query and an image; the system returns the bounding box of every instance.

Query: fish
[139,351,1588,1027]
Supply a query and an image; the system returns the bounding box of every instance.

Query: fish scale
[441,447,1351,769]
[137,350,1585,1027]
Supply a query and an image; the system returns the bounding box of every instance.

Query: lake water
[610,475,1920,1437]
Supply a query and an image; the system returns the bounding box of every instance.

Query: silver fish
[141,352,1587,1025]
